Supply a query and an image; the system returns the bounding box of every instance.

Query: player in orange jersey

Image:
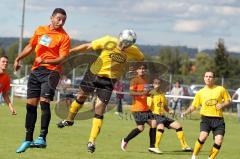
[15,8,70,153]
[0,55,16,115]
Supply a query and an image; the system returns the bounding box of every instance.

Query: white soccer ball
[119,29,137,46]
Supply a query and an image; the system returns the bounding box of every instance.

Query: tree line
[1,38,240,88]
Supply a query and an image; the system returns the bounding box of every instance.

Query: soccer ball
[119,29,137,47]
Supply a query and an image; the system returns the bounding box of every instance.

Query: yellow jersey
[147,89,168,115]
[192,85,231,117]
[90,35,144,79]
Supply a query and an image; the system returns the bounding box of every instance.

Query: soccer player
[120,63,159,154]
[57,29,144,153]
[0,55,17,115]
[147,78,192,153]
[182,71,231,159]
[15,8,70,153]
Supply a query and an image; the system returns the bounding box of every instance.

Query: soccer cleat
[87,142,95,153]
[16,141,33,153]
[31,137,47,148]
[148,147,163,154]
[57,120,74,128]
[191,155,197,159]
[182,147,193,152]
[121,138,128,151]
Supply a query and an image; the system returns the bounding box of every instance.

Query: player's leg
[57,86,91,128]
[32,69,60,148]
[192,116,210,158]
[191,131,208,159]
[16,71,41,153]
[146,112,157,148]
[169,120,192,151]
[87,98,106,153]
[87,79,115,153]
[208,118,225,159]
[121,112,145,151]
[154,122,164,153]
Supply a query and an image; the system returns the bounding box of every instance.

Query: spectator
[113,80,124,114]
[170,81,183,118]
[232,88,240,122]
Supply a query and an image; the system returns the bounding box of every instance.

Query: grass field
[0,98,240,159]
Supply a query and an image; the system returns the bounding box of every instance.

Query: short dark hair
[0,55,8,59]
[52,8,67,16]
[134,62,147,70]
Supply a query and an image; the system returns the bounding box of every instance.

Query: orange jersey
[29,25,71,71]
[130,76,149,112]
[0,73,10,93]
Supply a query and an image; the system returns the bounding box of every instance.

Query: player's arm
[2,92,16,115]
[14,44,34,71]
[130,89,149,96]
[216,88,232,110]
[216,100,231,110]
[182,105,196,116]
[69,43,93,54]
[231,92,238,100]
[38,56,66,65]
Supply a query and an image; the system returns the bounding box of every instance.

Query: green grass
[0,98,240,159]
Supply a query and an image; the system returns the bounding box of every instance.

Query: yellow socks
[176,128,189,149]
[89,114,103,143]
[67,100,83,121]
[155,129,164,148]
[209,143,221,159]
[193,139,204,156]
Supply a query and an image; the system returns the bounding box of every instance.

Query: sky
[1,0,240,52]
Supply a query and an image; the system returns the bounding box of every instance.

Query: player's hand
[216,103,223,110]
[180,112,185,118]
[13,59,21,72]
[169,110,174,115]
[10,107,17,115]
[35,57,43,64]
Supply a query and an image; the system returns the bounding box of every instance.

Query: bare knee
[76,93,88,102]
[137,125,145,132]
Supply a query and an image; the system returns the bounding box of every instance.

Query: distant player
[57,29,144,153]
[120,63,159,154]
[147,78,192,153]
[182,71,231,159]
[0,55,16,115]
[15,8,70,153]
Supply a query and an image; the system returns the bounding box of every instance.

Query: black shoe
[87,142,95,153]
[57,120,74,128]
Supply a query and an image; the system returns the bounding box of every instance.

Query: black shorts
[200,116,225,137]
[27,66,60,101]
[80,70,116,104]
[154,114,175,128]
[132,111,154,125]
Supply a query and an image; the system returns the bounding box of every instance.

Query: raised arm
[70,43,93,54]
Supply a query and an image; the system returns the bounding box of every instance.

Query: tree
[213,38,229,78]
[7,40,34,65]
[179,53,191,75]
[0,47,6,56]
[194,52,214,75]
[158,47,182,74]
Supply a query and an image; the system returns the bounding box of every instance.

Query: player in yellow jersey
[182,71,231,159]
[147,78,192,153]
[57,29,144,153]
